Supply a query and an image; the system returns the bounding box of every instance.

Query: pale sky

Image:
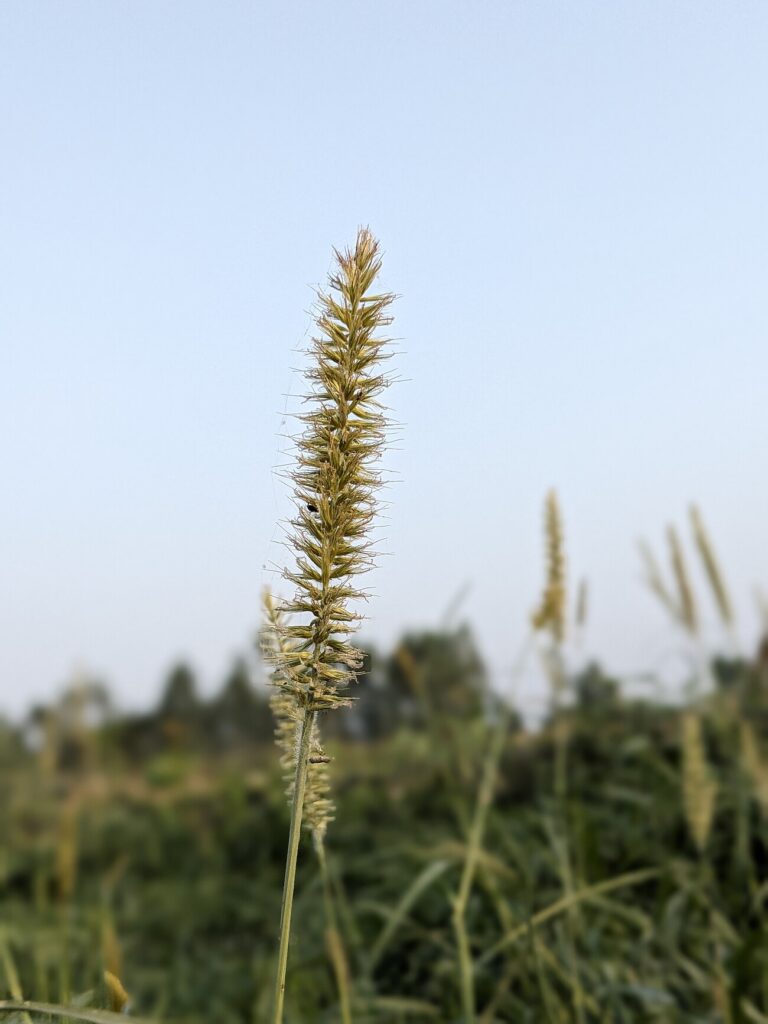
[2,1,767,716]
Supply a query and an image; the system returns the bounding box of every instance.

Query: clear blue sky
[2,1,767,715]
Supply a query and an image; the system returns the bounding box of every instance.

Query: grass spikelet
[532,490,566,644]
[270,692,333,843]
[689,505,733,628]
[639,540,680,622]
[531,490,570,808]
[267,227,395,1024]
[681,711,718,852]
[103,971,130,1013]
[100,915,122,981]
[668,526,698,635]
[263,590,335,845]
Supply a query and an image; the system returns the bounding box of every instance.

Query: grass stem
[272,707,315,1024]
[453,638,533,1022]
[317,842,353,1024]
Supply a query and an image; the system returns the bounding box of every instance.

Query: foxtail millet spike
[689,505,733,628]
[262,589,335,844]
[278,227,394,713]
[531,489,567,644]
[667,525,698,635]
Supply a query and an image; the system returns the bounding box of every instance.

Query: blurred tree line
[4,623,768,776]
[3,624,492,771]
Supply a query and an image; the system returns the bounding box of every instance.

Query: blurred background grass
[3,584,768,1022]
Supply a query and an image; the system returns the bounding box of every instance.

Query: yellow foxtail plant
[668,525,698,637]
[638,539,681,625]
[640,508,736,698]
[529,491,586,1018]
[264,228,395,1024]
[531,489,569,800]
[640,523,699,636]
[689,504,735,640]
[681,710,718,853]
[640,522,702,692]
[531,489,566,647]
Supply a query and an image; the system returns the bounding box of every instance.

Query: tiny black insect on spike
[306,502,318,514]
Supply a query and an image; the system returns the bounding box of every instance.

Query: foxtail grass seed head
[103,970,130,1013]
[667,525,698,635]
[681,711,717,853]
[532,489,566,644]
[272,691,335,847]
[270,227,394,715]
[689,505,733,628]
[639,539,680,623]
[263,590,335,845]
[266,230,394,1024]
[101,915,122,980]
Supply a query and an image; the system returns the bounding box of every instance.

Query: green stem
[0,1003,153,1024]
[551,820,586,1024]
[453,719,506,1024]
[317,842,353,1024]
[0,932,33,1024]
[554,718,569,805]
[453,637,533,1024]
[547,644,568,805]
[272,706,316,1024]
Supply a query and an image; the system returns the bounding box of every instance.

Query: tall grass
[263,228,395,1023]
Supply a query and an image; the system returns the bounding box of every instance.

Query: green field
[1,625,768,1023]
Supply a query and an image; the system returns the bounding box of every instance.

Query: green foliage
[2,640,768,1021]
